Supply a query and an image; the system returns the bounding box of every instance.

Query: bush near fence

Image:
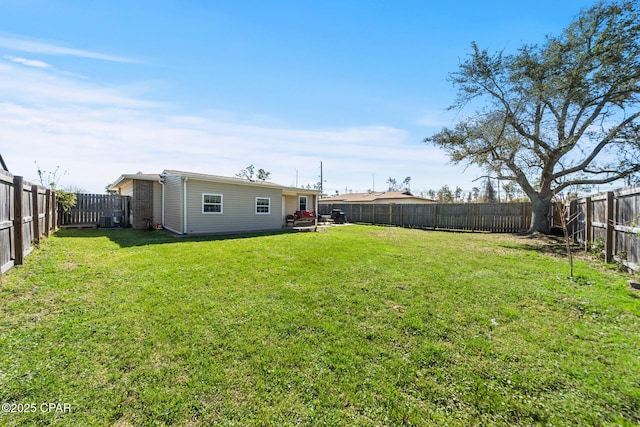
[0,170,57,274]
[319,202,533,233]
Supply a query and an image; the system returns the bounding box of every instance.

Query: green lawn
[1,225,639,426]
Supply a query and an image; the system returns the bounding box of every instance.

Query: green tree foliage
[502,181,517,201]
[35,162,76,213]
[426,1,640,233]
[454,186,463,201]
[386,177,397,191]
[437,185,454,203]
[402,176,411,190]
[257,168,271,182]
[484,178,497,203]
[472,187,480,201]
[386,176,411,191]
[236,165,271,182]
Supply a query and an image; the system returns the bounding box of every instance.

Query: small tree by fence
[319,202,533,233]
[0,170,57,274]
[567,186,640,271]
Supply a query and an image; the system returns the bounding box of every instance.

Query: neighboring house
[320,190,435,205]
[109,170,319,234]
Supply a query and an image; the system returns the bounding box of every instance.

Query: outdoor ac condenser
[100,216,114,228]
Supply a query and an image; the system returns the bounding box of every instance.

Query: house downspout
[183,177,188,234]
[159,176,165,227]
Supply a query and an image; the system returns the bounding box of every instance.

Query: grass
[0,225,639,426]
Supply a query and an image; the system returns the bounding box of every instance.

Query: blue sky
[0,0,599,195]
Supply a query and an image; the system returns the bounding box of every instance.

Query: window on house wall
[256,197,270,214]
[202,193,223,214]
[299,196,308,211]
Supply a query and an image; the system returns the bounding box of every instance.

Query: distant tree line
[418,177,528,203]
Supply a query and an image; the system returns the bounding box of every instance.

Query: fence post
[605,191,614,263]
[472,204,477,231]
[564,200,571,239]
[121,196,128,227]
[13,176,24,266]
[52,191,58,230]
[584,196,592,251]
[44,189,51,237]
[32,184,40,245]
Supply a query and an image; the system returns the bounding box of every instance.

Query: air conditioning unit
[100,216,114,228]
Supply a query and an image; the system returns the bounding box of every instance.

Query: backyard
[0,225,639,426]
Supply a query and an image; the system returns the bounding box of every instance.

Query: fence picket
[60,193,130,228]
[319,202,532,233]
[0,174,57,275]
[568,186,640,270]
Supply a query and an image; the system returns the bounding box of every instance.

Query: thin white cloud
[0,33,137,63]
[4,55,51,68]
[0,99,459,193]
[415,108,459,128]
[416,117,449,127]
[0,45,477,194]
[0,62,162,108]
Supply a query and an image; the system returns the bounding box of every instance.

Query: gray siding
[162,174,183,233]
[152,181,162,225]
[185,180,283,234]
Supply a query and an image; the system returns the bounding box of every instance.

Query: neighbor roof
[320,190,433,203]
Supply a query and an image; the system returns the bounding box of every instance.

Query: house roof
[0,154,8,172]
[320,190,434,203]
[109,173,161,189]
[162,170,318,194]
[110,170,318,195]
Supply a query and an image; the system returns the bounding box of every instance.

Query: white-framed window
[256,197,270,214]
[202,193,223,214]
[299,196,308,211]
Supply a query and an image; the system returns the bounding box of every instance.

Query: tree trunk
[529,197,552,234]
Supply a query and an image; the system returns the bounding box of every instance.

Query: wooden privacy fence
[319,202,532,233]
[0,170,57,274]
[59,193,130,228]
[568,186,640,271]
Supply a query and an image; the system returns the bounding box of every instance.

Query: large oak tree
[426,1,640,233]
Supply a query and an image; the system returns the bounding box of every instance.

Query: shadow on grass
[53,227,301,248]
[497,233,581,258]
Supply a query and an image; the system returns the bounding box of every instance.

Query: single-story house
[108,170,319,234]
[320,190,435,205]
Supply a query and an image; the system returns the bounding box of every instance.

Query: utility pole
[320,161,323,197]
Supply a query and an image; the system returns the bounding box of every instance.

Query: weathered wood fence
[319,202,532,233]
[0,170,57,274]
[568,186,640,271]
[59,193,130,228]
